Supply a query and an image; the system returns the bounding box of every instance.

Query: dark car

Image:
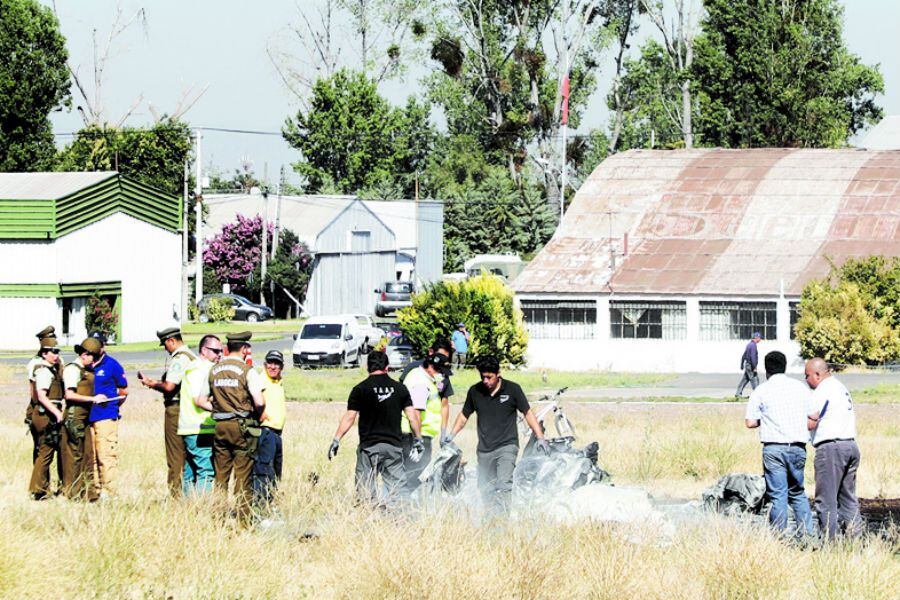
[198,293,274,323]
[374,281,414,317]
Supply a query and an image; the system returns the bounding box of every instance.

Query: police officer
[61,337,106,501]
[28,333,64,500]
[141,327,197,497]
[26,325,56,429]
[196,331,264,522]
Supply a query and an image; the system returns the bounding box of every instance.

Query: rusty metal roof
[514,149,900,296]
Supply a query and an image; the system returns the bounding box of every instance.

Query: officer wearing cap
[252,350,286,506]
[61,337,106,501]
[195,331,264,522]
[140,327,197,497]
[27,332,65,499]
[400,351,449,492]
[26,327,56,453]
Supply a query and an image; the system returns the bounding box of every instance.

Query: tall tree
[606,0,642,154]
[694,0,883,147]
[0,0,71,171]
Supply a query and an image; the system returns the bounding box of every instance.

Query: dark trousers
[401,433,433,492]
[814,440,862,538]
[735,361,759,396]
[164,403,185,497]
[214,420,254,521]
[60,405,96,501]
[28,409,62,497]
[477,444,519,513]
[252,427,283,506]
[355,442,405,504]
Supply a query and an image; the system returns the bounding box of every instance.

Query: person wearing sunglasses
[176,334,223,495]
[27,331,64,500]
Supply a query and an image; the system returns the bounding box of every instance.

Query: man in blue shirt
[450,323,471,369]
[735,331,762,398]
[87,332,128,498]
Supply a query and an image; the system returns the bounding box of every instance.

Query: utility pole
[260,163,268,307]
[194,129,204,303]
[181,158,190,322]
[273,165,284,257]
[559,0,570,227]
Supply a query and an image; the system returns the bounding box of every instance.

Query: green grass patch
[853,383,900,404]
[280,367,672,402]
[182,319,304,335]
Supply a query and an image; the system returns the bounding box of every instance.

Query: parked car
[292,315,362,367]
[374,281,414,317]
[381,321,403,339]
[198,293,274,323]
[385,334,415,370]
[349,314,386,352]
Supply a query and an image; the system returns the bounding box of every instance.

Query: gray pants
[735,361,759,397]
[355,443,405,505]
[453,351,467,369]
[477,444,518,513]
[814,439,862,539]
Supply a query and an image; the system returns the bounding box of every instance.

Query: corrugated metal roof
[204,193,424,251]
[515,149,900,296]
[0,172,116,199]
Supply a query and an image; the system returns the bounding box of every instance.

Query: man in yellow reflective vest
[253,350,286,505]
[178,334,223,495]
[400,352,449,492]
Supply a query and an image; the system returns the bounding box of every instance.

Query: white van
[292,315,362,367]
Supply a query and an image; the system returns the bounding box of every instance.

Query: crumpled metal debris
[702,473,767,516]
[417,442,465,494]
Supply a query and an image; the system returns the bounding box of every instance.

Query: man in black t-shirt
[329,351,424,503]
[443,355,549,512]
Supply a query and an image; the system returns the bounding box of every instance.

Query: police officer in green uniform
[61,337,105,501]
[28,333,65,499]
[26,325,56,431]
[196,331,264,522]
[141,327,197,497]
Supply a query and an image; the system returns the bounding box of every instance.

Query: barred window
[789,301,800,340]
[699,301,776,341]
[520,299,596,340]
[610,301,687,339]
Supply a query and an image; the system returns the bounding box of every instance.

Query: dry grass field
[1,370,898,599]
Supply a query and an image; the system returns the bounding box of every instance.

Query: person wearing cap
[61,337,106,501]
[400,338,456,439]
[252,350,286,506]
[25,325,56,431]
[735,332,762,398]
[195,331,265,522]
[178,334,223,495]
[28,333,65,500]
[451,322,471,369]
[444,355,549,513]
[140,327,197,497]
[399,351,448,492]
[86,332,128,499]
[328,350,424,505]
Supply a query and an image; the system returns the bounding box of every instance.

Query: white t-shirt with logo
[810,376,856,445]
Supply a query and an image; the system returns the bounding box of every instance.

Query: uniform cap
[89,331,108,345]
[265,350,284,363]
[39,336,60,350]
[156,326,181,345]
[35,325,55,339]
[75,337,103,355]
[226,331,253,343]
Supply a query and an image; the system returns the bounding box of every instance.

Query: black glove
[536,438,550,455]
[327,438,340,461]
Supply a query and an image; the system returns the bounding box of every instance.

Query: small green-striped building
[0,171,182,349]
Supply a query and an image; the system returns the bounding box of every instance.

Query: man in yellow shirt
[178,334,223,495]
[253,350,286,505]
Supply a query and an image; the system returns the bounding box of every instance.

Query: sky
[46,1,900,187]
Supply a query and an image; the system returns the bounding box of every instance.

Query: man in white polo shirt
[804,357,861,539]
[744,351,816,537]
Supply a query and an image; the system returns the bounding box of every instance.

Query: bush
[205,297,236,323]
[397,274,528,365]
[86,293,117,340]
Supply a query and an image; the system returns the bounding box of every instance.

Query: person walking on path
[443,355,549,513]
[196,332,265,523]
[451,323,471,369]
[329,351,424,505]
[178,334,222,495]
[28,334,65,500]
[744,351,816,537]
[400,352,448,492]
[61,337,105,501]
[140,327,196,497]
[86,332,128,499]
[253,350,287,506]
[805,357,862,539]
[735,332,762,398]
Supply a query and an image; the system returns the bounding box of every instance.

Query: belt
[213,411,250,421]
[813,438,855,448]
[163,399,179,407]
[763,442,806,448]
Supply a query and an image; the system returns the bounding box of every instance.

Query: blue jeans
[762,444,814,535]
[252,428,282,505]
[182,433,214,495]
